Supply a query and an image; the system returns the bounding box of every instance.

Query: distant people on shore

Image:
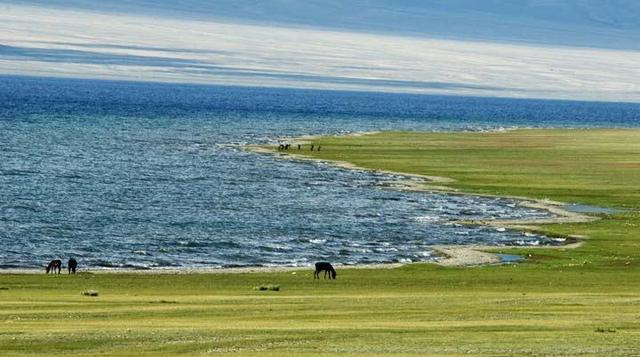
[279,143,321,151]
[314,261,336,279]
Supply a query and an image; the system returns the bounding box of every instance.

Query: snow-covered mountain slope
[5,0,640,49]
[1,1,639,101]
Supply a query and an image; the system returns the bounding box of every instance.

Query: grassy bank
[2,129,639,356]
[1,266,638,356]
[300,129,640,266]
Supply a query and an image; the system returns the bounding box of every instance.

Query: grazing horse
[68,258,78,274]
[46,259,62,274]
[314,262,336,280]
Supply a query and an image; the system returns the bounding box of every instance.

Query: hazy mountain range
[1,0,639,101]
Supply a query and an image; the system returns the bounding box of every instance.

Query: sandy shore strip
[433,246,502,266]
[433,240,584,267]
[246,132,602,266]
[0,263,404,275]
[0,242,587,275]
[0,240,586,274]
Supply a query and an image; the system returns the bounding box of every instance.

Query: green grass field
[2,129,639,356]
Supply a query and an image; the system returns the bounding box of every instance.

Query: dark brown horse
[68,258,78,274]
[46,259,62,274]
[314,262,336,280]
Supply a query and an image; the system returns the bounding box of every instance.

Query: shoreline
[1,240,584,273]
[246,132,600,266]
[0,262,405,275]
[247,136,597,226]
[1,131,602,274]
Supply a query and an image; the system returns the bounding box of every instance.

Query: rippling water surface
[1,76,639,269]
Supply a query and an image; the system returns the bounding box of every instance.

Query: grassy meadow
[1,129,639,356]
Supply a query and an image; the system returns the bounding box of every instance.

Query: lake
[1,75,639,269]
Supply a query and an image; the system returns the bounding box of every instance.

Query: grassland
[1,129,639,356]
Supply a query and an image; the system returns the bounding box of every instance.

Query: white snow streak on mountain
[1,2,639,101]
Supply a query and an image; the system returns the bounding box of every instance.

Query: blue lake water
[1,76,639,269]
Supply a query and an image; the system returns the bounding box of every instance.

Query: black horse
[46,259,62,274]
[68,258,78,274]
[314,262,336,280]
